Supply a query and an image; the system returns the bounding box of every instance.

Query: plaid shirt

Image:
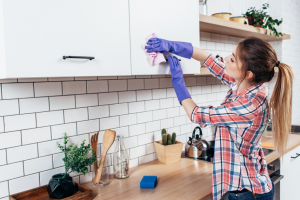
[191,55,272,200]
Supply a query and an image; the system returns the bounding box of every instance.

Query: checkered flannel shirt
[191,55,272,200]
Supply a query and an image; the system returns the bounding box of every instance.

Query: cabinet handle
[291,153,300,159]
[63,56,94,60]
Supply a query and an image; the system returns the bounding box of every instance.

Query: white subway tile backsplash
[7,144,37,163]
[153,109,167,120]
[87,80,108,93]
[34,82,62,97]
[2,83,33,99]
[160,118,173,129]
[207,42,216,50]
[137,90,152,101]
[166,88,176,98]
[129,101,144,113]
[152,89,166,99]
[225,43,233,52]
[207,93,217,101]
[145,79,159,89]
[197,94,207,103]
[160,98,173,109]
[137,111,152,123]
[146,121,160,132]
[138,132,153,145]
[212,85,221,92]
[146,143,155,154]
[51,123,76,139]
[181,124,192,135]
[0,131,21,149]
[40,167,65,186]
[129,158,138,168]
[22,127,51,145]
[167,107,180,118]
[216,42,225,51]
[24,155,53,175]
[0,181,8,198]
[119,91,136,103]
[53,153,64,168]
[191,86,202,95]
[145,100,159,111]
[0,150,6,165]
[99,92,118,105]
[129,123,146,136]
[130,145,146,159]
[110,103,128,116]
[139,154,153,165]
[221,84,229,91]
[9,173,40,195]
[20,98,49,114]
[36,111,63,127]
[200,40,207,49]
[38,140,61,157]
[159,78,172,88]
[100,116,119,130]
[0,100,19,116]
[124,136,138,149]
[0,162,23,182]
[108,80,127,92]
[88,105,109,120]
[128,79,144,90]
[63,81,86,95]
[77,119,99,135]
[174,116,186,126]
[120,114,137,127]
[76,94,98,108]
[50,95,75,110]
[0,117,3,133]
[202,85,212,93]
[64,108,88,123]
[112,126,129,138]
[5,114,36,132]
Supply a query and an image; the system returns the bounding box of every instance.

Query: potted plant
[154,128,183,164]
[47,133,97,199]
[244,3,283,38]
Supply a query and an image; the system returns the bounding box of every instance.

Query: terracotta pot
[211,12,232,20]
[154,140,183,164]
[247,16,263,27]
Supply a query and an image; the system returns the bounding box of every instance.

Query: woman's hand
[145,38,193,59]
[168,55,191,104]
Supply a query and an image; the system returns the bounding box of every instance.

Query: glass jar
[113,135,129,179]
[199,0,208,15]
[92,153,109,187]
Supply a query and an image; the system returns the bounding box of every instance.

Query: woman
[146,37,294,200]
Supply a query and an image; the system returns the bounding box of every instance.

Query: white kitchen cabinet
[0,0,131,78]
[280,144,300,199]
[129,0,200,75]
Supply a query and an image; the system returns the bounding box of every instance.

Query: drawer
[0,0,131,78]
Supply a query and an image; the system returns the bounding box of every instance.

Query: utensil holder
[92,153,110,187]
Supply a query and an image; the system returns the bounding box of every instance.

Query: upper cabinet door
[129,0,200,75]
[0,0,131,78]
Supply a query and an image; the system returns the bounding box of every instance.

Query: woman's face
[224,48,243,81]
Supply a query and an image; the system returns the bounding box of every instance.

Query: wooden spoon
[93,129,116,186]
[90,132,99,173]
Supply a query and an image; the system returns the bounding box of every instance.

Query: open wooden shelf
[199,14,290,41]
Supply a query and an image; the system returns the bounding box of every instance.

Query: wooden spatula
[90,132,99,172]
[93,129,116,186]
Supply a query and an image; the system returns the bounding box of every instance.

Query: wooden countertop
[83,133,300,200]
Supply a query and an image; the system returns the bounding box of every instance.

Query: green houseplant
[244,3,283,38]
[47,133,97,199]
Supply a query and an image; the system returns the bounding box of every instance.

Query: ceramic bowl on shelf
[230,16,247,24]
[211,12,232,20]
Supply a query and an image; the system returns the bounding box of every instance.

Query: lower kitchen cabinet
[280,144,300,199]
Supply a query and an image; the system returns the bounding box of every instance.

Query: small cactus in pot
[160,128,177,146]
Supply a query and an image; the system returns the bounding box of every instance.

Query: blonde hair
[236,37,294,156]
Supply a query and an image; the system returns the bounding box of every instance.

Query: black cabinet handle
[291,153,300,159]
[63,56,94,60]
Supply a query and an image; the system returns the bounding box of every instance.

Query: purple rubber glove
[168,55,191,105]
[145,38,193,59]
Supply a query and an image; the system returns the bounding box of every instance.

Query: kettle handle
[192,126,203,138]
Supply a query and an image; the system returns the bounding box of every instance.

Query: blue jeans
[228,182,274,200]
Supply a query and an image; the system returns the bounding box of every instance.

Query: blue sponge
[140,176,157,189]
